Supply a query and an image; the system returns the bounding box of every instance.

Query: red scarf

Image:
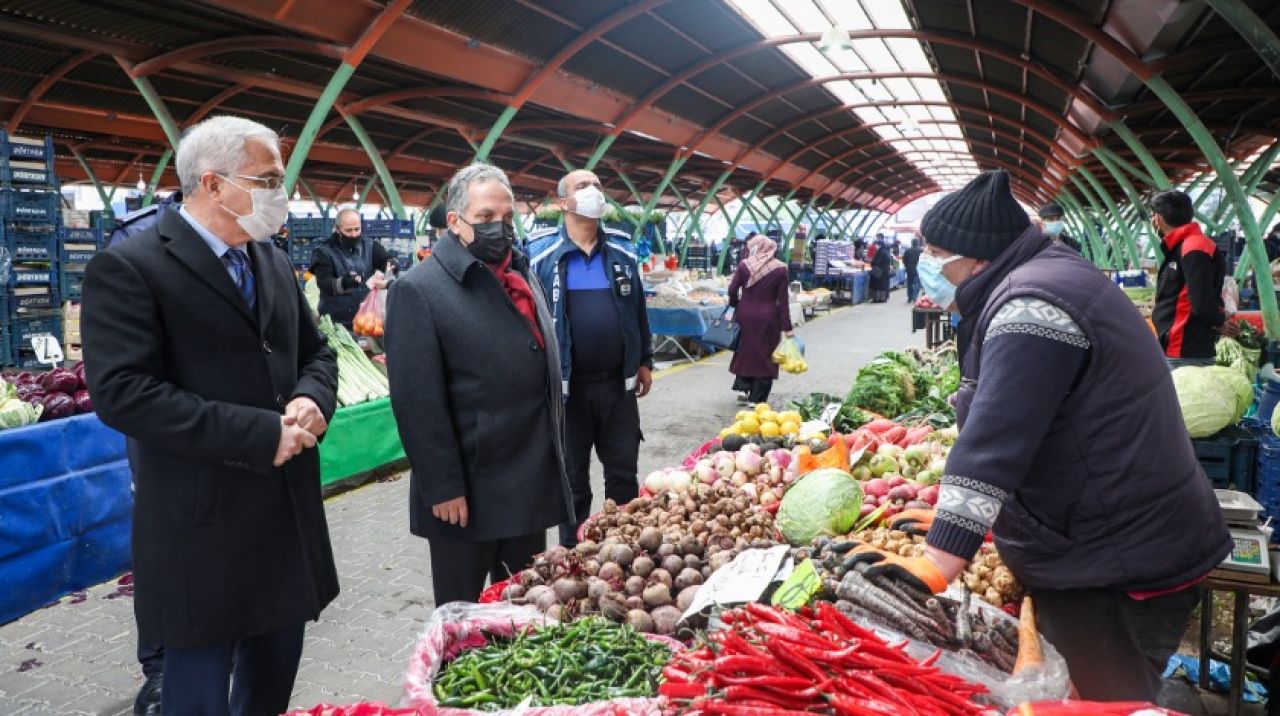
[487,252,545,349]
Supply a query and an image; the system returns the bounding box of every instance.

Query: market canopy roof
[0,0,1276,213]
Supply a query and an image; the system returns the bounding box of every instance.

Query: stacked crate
[1,131,62,368]
[362,218,414,271]
[286,215,334,270]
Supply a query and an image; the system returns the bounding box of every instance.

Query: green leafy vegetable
[845,358,917,417]
[1172,366,1238,438]
[776,468,864,545]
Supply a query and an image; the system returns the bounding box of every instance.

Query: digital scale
[1216,489,1271,576]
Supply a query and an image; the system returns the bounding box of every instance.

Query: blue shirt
[179,206,242,284]
[565,241,624,376]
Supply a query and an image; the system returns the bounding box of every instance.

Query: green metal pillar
[354,175,378,209]
[69,149,113,212]
[283,64,356,194]
[1144,75,1280,336]
[1204,0,1280,78]
[1107,120,1172,190]
[119,68,183,150]
[474,106,519,163]
[1078,166,1141,268]
[584,135,621,172]
[344,114,406,219]
[689,169,735,247]
[1059,191,1111,269]
[141,148,173,208]
[1069,174,1130,268]
[1093,149,1161,262]
[1094,145,1158,189]
[297,177,330,217]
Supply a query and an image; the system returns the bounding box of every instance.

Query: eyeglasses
[229,174,285,191]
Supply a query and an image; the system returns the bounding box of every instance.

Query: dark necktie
[223,248,257,311]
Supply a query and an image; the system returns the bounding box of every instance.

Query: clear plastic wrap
[402,602,677,716]
[838,586,1071,710]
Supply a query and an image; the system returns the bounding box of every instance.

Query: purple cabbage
[72,390,93,414]
[39,393,76,421]
[72,361,88,391]
[15,384,45,402]
[39,369,79,395]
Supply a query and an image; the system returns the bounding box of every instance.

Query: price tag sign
[771,558,822,609]
[30,334,63,366]
[819,402,841,426]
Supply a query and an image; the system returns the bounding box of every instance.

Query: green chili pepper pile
[433,618,672,710]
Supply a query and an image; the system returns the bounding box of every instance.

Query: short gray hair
[176,115,279,196]
[446,163,513,217]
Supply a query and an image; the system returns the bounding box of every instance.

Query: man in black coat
[310,208,395,330]
[81,115,340,715]
[385,163,574,606]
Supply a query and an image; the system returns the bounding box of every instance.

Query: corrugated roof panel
[603,14,702,75]
[563,43,666,99]
[655,85,723,127]
[410,0,576,64]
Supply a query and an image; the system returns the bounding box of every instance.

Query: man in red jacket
[1150,190,1238,368]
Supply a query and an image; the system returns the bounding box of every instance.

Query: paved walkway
[0,297,921,714]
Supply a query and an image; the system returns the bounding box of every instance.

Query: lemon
[760,421,781,438]
[735,410,752,422]
[759,410,778,425]
[780,421,799,435]
[781,411,803,424]
[719,427,734,439]
[754,402,771,414]
[739,415,760,433]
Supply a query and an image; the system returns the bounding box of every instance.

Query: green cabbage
[1204,366,1254,421]
[776,468,863,545]
[0,398,41,430]
[1172,366,1238,438]
[1217,337,1258,380]
[0,381,13,401]
[1273,400,1280,438]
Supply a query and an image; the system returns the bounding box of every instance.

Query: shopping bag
[772,337,808,374]
[352,286,385,337]
[702,307,740,350]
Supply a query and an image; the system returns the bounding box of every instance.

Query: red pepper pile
[660,602,989,715]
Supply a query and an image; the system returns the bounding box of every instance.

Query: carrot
[1012,596,1043,673]
[863,418,899,435]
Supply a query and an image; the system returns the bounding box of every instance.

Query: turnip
[769,449,792,469]
[714,453,736,479]
[767,466,782,484]
[666,470,693,493]
[864,478,889,497]
[887,485,913,501]
[736,448,763,474]
[743,442,762,454]
[694,459,718,484]
[887,475,907,488]
[859,503,877,517]
[760,490,778,507]
[625,609,655,633]
[643,470,668,493]
[740,482,758,501]
[731,471,749,487]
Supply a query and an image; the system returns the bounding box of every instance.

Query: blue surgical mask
[1044,220,1064,237]
[918,253,964,309]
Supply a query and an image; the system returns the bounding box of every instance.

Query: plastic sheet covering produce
[404,602,679,715]
[0,414,131,623]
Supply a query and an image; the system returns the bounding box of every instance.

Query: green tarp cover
[319,397,405,485]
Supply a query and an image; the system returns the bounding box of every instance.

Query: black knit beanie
[920,170,1029,260]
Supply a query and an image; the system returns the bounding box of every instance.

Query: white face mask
[218,175,289,242]
[570,186,607,219]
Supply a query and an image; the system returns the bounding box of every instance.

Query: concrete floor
[0,294,1253,713]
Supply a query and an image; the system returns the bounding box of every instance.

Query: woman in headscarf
[726,234,794,403]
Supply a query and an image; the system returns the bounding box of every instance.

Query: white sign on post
[30,334,64,367]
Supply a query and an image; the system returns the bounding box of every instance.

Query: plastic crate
[7,262,56,288]
[0,189,61,224]
[8,349,49,369]
[1252,428,1280,523]
[1,132,53,163]
[9,315,60,347]
[62,226,103,245]
[1,159,57,189]
[59,270,83,301]
[59,237,99,266]
[0,326,10,367]
[1192,423,1259,492]
[7,287,59,314]
[290,238,318,267]
[2,227,58,261]
[361,218,413,238]
[287,216,333,239]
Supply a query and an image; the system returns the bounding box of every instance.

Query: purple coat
[728,264,792,379]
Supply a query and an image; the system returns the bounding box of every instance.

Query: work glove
[341,272,362,289]
[848,544,949,594]
[887,508,935,537]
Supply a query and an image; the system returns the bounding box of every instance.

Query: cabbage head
[1204,365,1253,421]
[1172,366,1237,438]
[0,381,13,401]
[776,468,863,545]
[0,398,41,430]
[1217,337,1257,380]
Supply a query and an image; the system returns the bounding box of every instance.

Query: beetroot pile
[2,361,93,423]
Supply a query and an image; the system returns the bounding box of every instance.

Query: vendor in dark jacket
[1149,189,1239,368]
[852,171,1231,701]
[384,163,574,606]
[1036,202,1082,253]
[310,208,395,329]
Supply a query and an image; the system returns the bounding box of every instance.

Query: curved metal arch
[686,71,1094,163]
[822,159,939,204]
[341,86,513,119]
[738,99,1069,169]
[764,122,1072,187]
[1122,88,1280,118]
[132,37,347,78]
[8,50,96,133]
[1007,0,1152,79]
[609,28,1112,141]
[511,0,674,107]
[188,83,249,126]
[833,151,1051,204]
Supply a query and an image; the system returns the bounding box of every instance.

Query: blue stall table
[648,304,724,362]
[0,414,131,625]
[852,272,870,303]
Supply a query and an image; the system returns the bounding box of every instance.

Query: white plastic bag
[1223,276,1240,316]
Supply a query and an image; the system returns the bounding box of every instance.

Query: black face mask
[459,218,515,263]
